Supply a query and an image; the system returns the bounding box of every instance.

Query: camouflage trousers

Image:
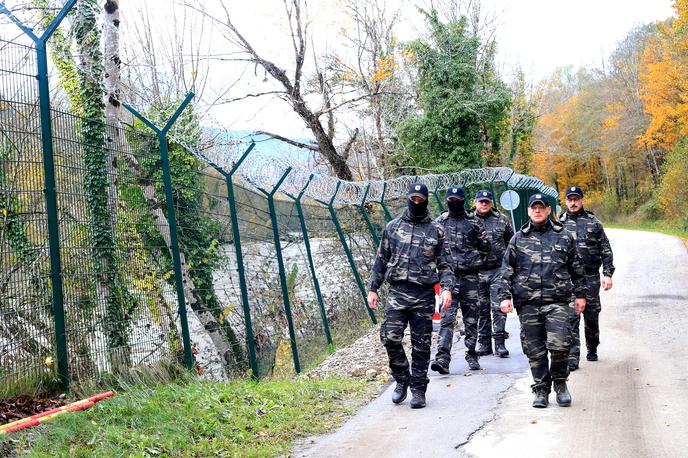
[435,273,480,364]
[569,270,602,362]
[380,282,436,392]
[478,267,508,342]
[517,302,571,393]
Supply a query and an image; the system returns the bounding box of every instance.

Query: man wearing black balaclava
[430,186,490,374]
[368,182,454,409]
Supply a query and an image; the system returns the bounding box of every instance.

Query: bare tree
[328,0,411,179]
[185,0,361,180]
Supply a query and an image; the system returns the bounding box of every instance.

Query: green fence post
[284,175,333,348]
[192,143,260,379]
[379,182,394,222]
[123,93,195,371]
[432,183,444,214]
[359,184,380,246]
[488,175,497,202]
[222,146,260,379]
[1,0,78,389]
[203,146,260,377]
[317,183,377,325]
[255,168,301,373]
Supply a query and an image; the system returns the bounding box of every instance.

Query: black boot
[410,390,426,409]
[532,389,549,408]
[568,359,579,371]
[430,358,450,375]
[587,348,598,361]
[391,379,409,404]
[554,381,572,407]
[465,353,481,370]
[476,339,493,356]
[494,338,509,358]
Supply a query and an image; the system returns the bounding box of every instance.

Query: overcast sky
[483,0,674,81]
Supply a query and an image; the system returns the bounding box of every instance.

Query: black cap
[408,182,429,200]
[475,189,493,201]
[528,193,550,207]
[446,186,465,200]
[565,186,584,198]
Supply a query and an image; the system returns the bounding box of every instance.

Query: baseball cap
[475,190,493,201]
[565,186,584,198]
[408,182,429,199]
[446,186,465,200]
[528,193,550,207]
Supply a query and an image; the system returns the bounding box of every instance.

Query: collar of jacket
[475,208,498,219]
[402,208,432,223]
[560,207,593,221]
[521,219,564,234]
[447,209,472,219]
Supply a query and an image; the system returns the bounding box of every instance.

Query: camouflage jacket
[435,210,491,273]
[475,208,514,269]
[559,209,615,277]
[368,209,454,292]
[498,219,587,305]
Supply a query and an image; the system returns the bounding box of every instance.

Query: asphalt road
[293,229,688,458]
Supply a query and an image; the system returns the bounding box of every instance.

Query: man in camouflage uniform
[430,186,490,373]
[559,186,615,370]
[474,190,514,358]
[368,182,453,409]
[499,194,587,408]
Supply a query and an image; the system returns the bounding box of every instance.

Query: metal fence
[0,2,557,396]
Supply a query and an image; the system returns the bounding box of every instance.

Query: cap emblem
[452,188,457,193]
[415,185,421,191]
[570,187,575,191]
[482,191,487,196]
[536,194,542,198]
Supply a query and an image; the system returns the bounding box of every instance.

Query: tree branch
[252,130,319,151]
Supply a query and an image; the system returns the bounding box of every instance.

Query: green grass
[607,220,688,241]
[11,376,378,457]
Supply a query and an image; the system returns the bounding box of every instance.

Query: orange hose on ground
[0,391,114,434]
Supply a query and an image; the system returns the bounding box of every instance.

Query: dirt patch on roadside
[0,394,70,426]
[304,323,451,382]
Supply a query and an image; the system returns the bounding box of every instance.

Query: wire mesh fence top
[198,141,558,205]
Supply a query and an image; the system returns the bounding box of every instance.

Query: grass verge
[607,220,688,242]
[8,376,378,457]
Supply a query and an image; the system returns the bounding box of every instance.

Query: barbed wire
[169,123,559,205]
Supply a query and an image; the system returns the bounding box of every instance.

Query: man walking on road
[368,182,454,409]
[499,194,587,408]
[474,190,514,358]
[559,186,615,370]
[430,186,490,373]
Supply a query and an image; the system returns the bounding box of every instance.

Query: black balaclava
[447,200,465,216]
[408,198,429,217]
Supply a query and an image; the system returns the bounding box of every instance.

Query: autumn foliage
[530,0,688,228]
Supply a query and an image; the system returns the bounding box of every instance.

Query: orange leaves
[639,3,688,151]
[371,54,397,83]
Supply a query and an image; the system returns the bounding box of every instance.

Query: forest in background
[528,0,688,229]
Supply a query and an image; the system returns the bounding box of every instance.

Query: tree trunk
[103,0,120,227]
[119,150,237,373]
[293,101,353,181]
[75,0,130,374]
